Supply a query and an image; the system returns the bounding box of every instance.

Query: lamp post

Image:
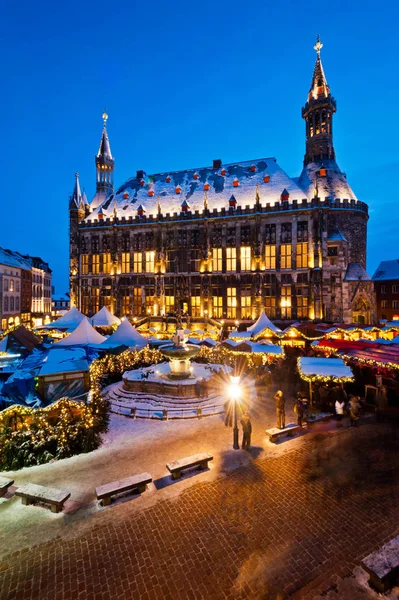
[229,376,241,449]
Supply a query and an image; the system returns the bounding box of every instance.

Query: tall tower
[69,172,85,308]
[302,36,336,165]
[96,110,114,195]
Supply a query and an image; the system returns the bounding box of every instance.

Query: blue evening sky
[1,0,398,293]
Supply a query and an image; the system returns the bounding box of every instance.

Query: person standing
[294,394,305,428]
[335,397,346,427]
[349,395,360,427]
[240,410,252,450]
[274,390,285,429]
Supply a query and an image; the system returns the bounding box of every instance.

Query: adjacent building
[70,39,376,324]
[372,260,399,321]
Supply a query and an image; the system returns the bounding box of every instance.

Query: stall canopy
[314,339,399,370]
[229,311,281,340]
[91,306,121,327]
[100,318,146,349]
[298,357,354,382]
[41,306,86,332]
[222,339,283,355]
[55,318,106,346]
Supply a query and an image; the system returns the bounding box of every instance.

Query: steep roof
[56,318,106,346]
[97,126,113,160]
[296,159,358,201]
[69,172,84,210]
[372,260,399,281]
[0,248,32,270]
[8,326,42,352]
[91,306,121,327]
[85,157,307,221]
[308,37,330,101]
[344,263,371,282]
[101,319,147,348]
[44,306,86,331]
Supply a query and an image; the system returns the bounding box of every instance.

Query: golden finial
[314,34,323,56]
[102,109,108,126]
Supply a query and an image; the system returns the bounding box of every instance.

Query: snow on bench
[306,412,335,427]
[361,536,399,593]
[265,423,300,443]
[167,453,213,480]
[0,476,14,498]
[15,483,71,513]
[96,473,152,506]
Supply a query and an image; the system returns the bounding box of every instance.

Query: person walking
[294,393,305,428]
[349,395,360,427]
[274,390,285,429]
[240,410,252,450]
[376,384,388,421]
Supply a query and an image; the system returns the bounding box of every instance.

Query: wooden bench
[96,472,152,506]
[361,535,399,593]
[15,483,71,513]
[0,476,14,498]
[265,423,300,443]
[167,453,213,480]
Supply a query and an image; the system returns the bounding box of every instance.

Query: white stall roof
[101,318,146,348]
[39,347,89,376]
[298,357,354,380]
[91,306,121,327]
[56,318,106,346]
[43,306,86,331]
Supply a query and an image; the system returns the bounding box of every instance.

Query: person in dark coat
[240,410,252,449]
[294,394,305,428]
[274,390,285,429]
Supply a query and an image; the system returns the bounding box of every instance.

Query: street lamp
[228,376,241,449]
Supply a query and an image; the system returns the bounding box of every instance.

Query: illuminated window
[121,252,130,274]
[9,280,14,292]
[121,295,130,314]
[92,255,100,275]
[265,245,276,270]
[212,296,223,318]
[92,287,100,313]
[212,248,222,272]
[265,288,276,319]
[133,288,141,313]
[191,296,201,317]
[102,296,112,310]
[165,295,175,313]
[227,287,237,318]
[280,244,292,270]
[81,295,89,315]
[296,243,308,269]
[241,294,251,319]
[103,253,112,274]
[226,248,236,272]
[296,294,308,318]
[133,252,142,273]
[281,286,292,319]
[145,251,155,273]
[240,247,251,271]
[81,254,89,275]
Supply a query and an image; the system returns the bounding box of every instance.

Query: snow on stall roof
[41,306,86,330]
[247,310,282,334]
[39,347,89,376]
[100,318,147,349]
[372,259,399,281]
[91,306,121,327]
[299,357,354,379]
[55,318,106,346]
[85,157,308,221]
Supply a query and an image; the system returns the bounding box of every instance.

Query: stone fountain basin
[159,343,200,360]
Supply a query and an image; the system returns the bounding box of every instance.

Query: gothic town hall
[69,39,376,325]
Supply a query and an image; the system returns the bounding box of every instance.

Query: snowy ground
[0,384,361,562]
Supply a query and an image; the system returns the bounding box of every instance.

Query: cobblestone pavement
[1,423,398,600]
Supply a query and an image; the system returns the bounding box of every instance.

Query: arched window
[10,297,14,311]
[4,296,9,311]
[321,110,326,133]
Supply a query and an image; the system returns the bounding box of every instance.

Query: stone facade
[70,41,376,325]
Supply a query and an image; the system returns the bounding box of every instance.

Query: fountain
[158,330,200,379]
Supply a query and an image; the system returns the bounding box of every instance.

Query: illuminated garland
[197,345,283,369]
[314,344,399,372]
[297,357,354,384]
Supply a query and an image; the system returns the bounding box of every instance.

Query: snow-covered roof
[298,357,354,380]
[372,260,399,281]
[0,247,32,270]
[85,157,308,221]
[296,159,358,201]
[42,306,86,331]
[39,347,89,376]
[55,318,106,346]
[91,306,121,327]
[344,262,371,281]
[247,310,282,335]
[101,319,147,349]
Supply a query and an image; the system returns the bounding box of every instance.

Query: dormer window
[327,246,338,257]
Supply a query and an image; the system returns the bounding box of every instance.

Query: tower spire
[95,110,114,195]
[69,172,84,209]
[302,36,336,165]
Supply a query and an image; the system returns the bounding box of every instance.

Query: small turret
[95,110,114,196]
